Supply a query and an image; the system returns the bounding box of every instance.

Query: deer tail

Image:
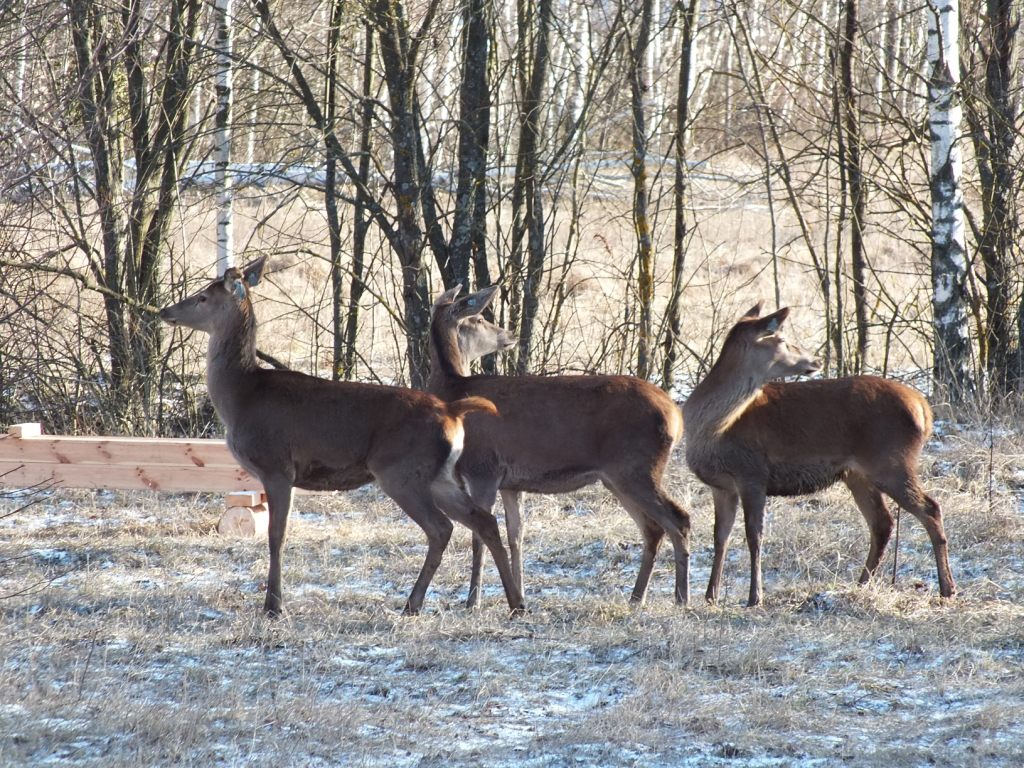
[447,396,498,420]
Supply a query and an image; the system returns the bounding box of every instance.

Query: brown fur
[159,260,524,617]
[683,305,957,606]
[429,285,692,606]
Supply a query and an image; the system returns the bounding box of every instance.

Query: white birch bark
[215,0,234,275]
[927,0,972,396]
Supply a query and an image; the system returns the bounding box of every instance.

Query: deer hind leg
[707,487,739,605]
[375,473,454,615]
[430,475,525,613]
[878,470,957,599]
[843,471,894,586]
[464,478,500,609]
[261,476,295,618]
[604,476,690,606]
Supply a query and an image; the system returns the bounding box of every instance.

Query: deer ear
[434,284,462,309]
[243,257,266,288]
[461,285,499,315]
[741,302,764,320]
[760,307,791,333]
[222,269,248,301]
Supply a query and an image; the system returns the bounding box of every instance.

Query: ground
[1,424,1023,767]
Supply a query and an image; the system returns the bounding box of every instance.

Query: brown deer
[430,285,691,606]
[159,259,525,617]
[683,303,957,606]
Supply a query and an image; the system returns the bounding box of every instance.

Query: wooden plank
[8,423,42,438]
[0,433,241,468]
[0,461,256,493]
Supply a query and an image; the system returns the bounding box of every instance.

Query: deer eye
[198,295,207,303]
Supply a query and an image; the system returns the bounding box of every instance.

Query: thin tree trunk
[371,0,434,385]
[662,0,699,390]
[927,0,974,401]
[966,0,1016,392]
[840,0,868,372]
[326,0,345,380]
[215,0,234,277]
[449,0,492,291]
[343,22,375,380]
[630,0,655,380]
[509,0,553,374]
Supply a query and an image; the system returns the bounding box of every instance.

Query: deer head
[159,258,267,333]
[722,303,821,382]
[432,284,516,366]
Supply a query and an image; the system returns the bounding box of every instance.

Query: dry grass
[2,424,1023,767]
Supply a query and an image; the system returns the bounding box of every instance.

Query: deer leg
[879,473,957,599]
[605,478,690,605]
[843,472,894,585]
[431,476,525,613]
[740,487,767,607]
[374,474,454,615]
[629,521,664,605]
[464,478,499,609]
[261,477,294,618]
[467,535,484,610]
[500,489,526,595]
[707,487,739,604]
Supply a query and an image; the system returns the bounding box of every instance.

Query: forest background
[0,0,1020,436]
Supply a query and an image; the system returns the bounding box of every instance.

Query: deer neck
[205,305,260,424]
[428,318,471,396]
[685,356,765,439]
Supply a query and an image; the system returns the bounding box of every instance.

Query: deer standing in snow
[682,303,957,606]
[159,259,525,616]
[430,285,691,606]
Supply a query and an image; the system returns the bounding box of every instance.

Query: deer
[429,284,691,607]
[158,258,525,617]
[682,303,957,607]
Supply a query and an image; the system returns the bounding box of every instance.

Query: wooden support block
[217,503,269,538]
[226,490,266,508]
[9,423,42,438]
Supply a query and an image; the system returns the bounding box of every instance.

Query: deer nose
[158,308,177,324]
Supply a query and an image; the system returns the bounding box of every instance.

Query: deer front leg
[500,489,525,594]
[706,487,739,604]
[740,487,768,607]
[262,478,294,617]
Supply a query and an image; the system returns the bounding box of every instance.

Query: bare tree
[963,0,1020,393]
[629,0,656,381]
[662,0,700,390]
[66,0,203,432]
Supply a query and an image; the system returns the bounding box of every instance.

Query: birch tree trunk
[927,0,974,400]
[214,0,234,276]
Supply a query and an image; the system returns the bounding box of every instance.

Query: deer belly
[295,462,374,491]
[766,461,845,497]
[501,465,600,494]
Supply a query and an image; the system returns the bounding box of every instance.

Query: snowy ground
[1,429,1023,767]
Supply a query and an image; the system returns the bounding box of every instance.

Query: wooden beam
[0,460,255,493]
[1,431,241,468]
